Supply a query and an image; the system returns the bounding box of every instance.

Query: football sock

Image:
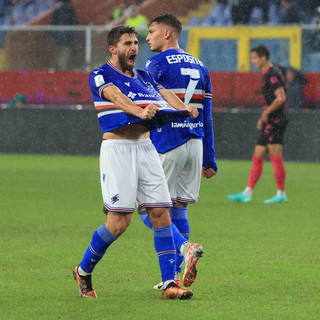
[140,213,153,229]
[170,206,190,273]
[153,225,176,284]
[243,186,253,197]
[277,190,286,197]
[270,155,286,191]
[140,213,187,252]
[247,155,264,189]
[79,224,117,274]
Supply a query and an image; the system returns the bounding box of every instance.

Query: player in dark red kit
[228,45,288,203]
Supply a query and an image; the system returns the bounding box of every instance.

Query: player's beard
[118,52,133,72]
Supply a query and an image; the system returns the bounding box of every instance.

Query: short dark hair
[107,26,138,47]
[251,45,270,60]
[149,14,182,36]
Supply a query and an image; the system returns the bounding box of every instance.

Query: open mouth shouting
[128,53,137,65]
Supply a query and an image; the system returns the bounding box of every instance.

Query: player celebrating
[228,45,288,203]
[139,14,217,289]
[73,26,200,300]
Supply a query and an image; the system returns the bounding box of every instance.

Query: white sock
[277,190,286,198]
[163,280,175,289]
[78,265,91,276]
[180,241,189,256]
[243,187,253,197]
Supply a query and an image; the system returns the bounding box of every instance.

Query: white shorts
[158,138,203,204]
[100,138,172,214]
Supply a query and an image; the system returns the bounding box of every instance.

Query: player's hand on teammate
[187,104,199,119]
[202,167,216,179]
[139,104,160,119]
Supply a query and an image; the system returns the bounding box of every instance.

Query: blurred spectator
[8,93,26,108]
[296,0,319,22]
[254,0,270,24]
[285,66,307,110]
[112,2,124,20]
[231,0,254,25]
[309,7,320,52]
[268,0,285,25]
[125,7,149,36]
[201,0,232,26]
[51,0,78,70]
[280,0,301,24]
[310,5,320,25]
[248,1,270,25]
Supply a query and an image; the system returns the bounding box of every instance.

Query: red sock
[270,155,286,190]
[247,155,264,189]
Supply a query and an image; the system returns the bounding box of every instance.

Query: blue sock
[170,206,190,273]
[140,213,153,229]
[153,225,176,284]
[80,224,117,273]
[141,213,187,251]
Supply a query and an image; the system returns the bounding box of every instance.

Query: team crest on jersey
[94,74,105,87]
[111,194,120,204]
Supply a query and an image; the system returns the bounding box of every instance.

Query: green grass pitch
[0,154,319,319]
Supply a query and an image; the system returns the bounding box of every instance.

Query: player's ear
[109,45,117,55]
[163,28,171,39]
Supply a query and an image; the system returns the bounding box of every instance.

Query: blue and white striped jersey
[88,60,188,133]
[145,48,216,171]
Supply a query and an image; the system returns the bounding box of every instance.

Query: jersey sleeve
[268,71,284,93]
[202,70,217,172]
[89,70,114,100]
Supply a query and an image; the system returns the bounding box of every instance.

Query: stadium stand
[1,0,320,109]
[196,0,320,26]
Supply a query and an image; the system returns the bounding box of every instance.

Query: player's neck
[261,61,271,73]
[161,40,180,52]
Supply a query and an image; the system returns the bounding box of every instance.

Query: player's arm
[257,87,286,130]
[102,85,159,120]
[202,92,217,178]
[159,87,199,119]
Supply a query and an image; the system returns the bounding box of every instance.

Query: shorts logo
[111,194,120,204]
[102,174,106,182]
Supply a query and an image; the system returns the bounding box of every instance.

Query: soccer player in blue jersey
[73,26,200,300]
[139,14,218,289]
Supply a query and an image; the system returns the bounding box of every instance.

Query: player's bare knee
[147,207,171,228]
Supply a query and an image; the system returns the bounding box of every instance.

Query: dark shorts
[257,116,288,146]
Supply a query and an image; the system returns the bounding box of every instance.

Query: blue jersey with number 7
[145,47,216,171]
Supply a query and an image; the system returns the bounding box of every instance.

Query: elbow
[280,97,286,105]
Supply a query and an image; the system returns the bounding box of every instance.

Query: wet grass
[0,154,319,319]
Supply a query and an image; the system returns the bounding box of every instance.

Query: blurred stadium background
[0,0,319,161]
